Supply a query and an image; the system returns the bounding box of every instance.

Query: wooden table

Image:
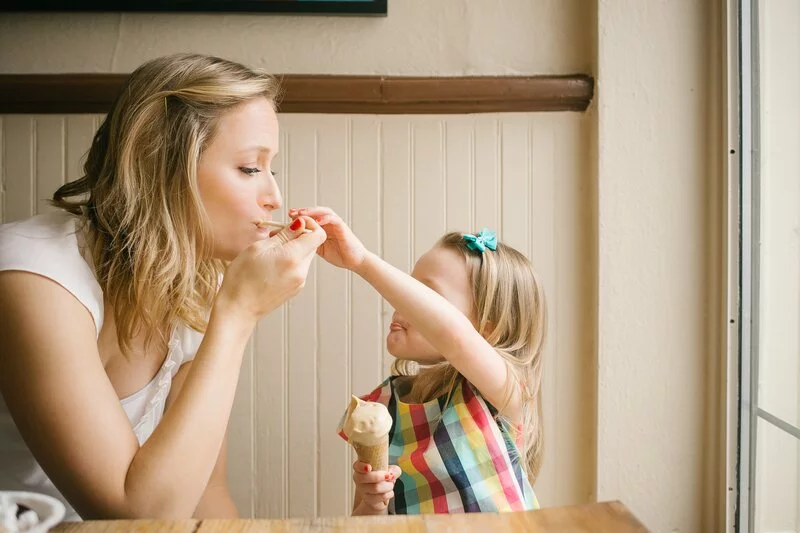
[53,500,648,532]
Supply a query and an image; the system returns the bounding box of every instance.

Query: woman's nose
[259,173,283,211]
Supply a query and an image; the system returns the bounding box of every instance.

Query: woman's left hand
[286,207,367,271]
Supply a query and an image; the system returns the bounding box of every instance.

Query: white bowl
[0,491,66,533]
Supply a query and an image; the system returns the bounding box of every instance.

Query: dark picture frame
[0,0,387,15]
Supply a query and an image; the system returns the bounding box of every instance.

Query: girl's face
[387,245,477,364]
[197,97,282,261]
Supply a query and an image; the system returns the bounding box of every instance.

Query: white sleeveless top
[0,211,204,521]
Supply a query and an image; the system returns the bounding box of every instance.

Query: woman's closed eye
[239,166,277,177]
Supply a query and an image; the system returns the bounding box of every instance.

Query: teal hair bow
[463,228,497,253]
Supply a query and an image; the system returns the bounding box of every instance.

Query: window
[738,1,800,532]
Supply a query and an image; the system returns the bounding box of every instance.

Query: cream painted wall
[0,0,592,75]
[595,1,722,532]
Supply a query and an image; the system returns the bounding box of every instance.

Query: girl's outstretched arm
[291,206,521,420]
[355,251,520,419]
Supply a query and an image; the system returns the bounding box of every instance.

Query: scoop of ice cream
[342,395,392,446]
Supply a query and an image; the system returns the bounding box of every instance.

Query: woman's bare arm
[165,363,239,519]
[0,271,251,518]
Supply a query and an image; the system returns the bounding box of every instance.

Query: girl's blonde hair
[392,232,547,481]
[52,53,280,354]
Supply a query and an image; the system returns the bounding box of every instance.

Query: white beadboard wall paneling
[314,115,351,518]
[282,116,319,519]
[474,117,501,233]
[380,117,413,377]
[0,114,105,224]
[65,115,96,184]
[3,115,34,223]
[501,114,532,256]
[34,116,64,215]
[444,116,474,233]
[411,118,445,260]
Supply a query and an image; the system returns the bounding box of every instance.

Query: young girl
[289,206,547,516]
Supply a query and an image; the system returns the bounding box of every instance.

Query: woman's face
[197,97,282,261]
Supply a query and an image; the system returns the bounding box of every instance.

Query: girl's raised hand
[288,207,367,271]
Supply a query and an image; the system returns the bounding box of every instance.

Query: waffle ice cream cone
[342,395,392,471]
[351,436,389,472]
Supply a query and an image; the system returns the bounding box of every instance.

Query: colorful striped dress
[337,375,539,514]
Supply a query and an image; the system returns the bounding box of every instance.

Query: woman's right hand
[214,216,326,324]
[352,460,401,515]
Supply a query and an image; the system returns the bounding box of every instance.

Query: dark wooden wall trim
[0,74,593,114]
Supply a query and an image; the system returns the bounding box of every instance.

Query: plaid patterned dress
[338,375,539,514]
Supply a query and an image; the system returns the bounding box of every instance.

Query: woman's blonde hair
[392,232,547,481]
[52,53,280,354]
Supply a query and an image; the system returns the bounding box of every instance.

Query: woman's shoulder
[1,210,76,235]
[0,211,104,334]
[0,211,86,262]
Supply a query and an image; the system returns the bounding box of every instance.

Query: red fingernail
[290,219,302,231]
[363,465,370,472]
[385,474,391,481]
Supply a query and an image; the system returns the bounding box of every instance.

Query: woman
[0,53,325,520]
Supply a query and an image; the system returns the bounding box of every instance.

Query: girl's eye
[270,170,278,177]
[239,166,261,175]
